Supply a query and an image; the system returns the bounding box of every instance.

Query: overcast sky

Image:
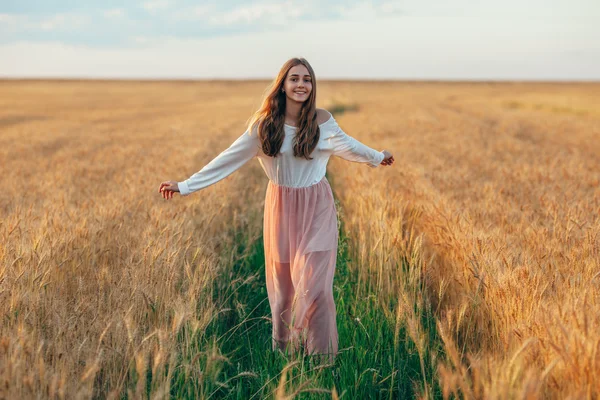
[1,0,599,80]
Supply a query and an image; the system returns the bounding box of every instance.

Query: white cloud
[169,5,215,21]
[0,12,89,33]
[0,13,30,33]
[208,1,306,25]
[380,1,404,14]
[0,13,24,24]
[170,0,325,25]
[0,13,598,80]
[142,0,174,13]
[103,8,126,19]
[337,1,403,19]
[131,36,151,44]
[38,13,89,31]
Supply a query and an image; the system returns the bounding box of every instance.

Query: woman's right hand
[381,150,395,166]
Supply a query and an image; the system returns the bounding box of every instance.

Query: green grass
[327,102,359,116]
[164,177,444,399]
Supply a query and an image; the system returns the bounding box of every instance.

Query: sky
[1,0,599,80]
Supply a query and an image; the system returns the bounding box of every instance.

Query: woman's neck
[284,101,302,125]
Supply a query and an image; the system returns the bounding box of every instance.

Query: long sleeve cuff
[367,151,386,168]
[178,181,191,196]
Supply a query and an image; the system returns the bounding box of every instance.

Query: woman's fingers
[160,183,170,199]
[381,156,395,166]
[159,181,177,199]
[159,184,177,200]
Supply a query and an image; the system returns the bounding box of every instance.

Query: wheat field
[1,80,598,399]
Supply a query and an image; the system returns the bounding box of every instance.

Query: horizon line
[1,77,599,84]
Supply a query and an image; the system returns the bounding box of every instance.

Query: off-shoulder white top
[177,113,385,195]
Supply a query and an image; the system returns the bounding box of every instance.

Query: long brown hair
[246,57,319,160]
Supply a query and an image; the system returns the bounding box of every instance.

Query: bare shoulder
[316,108,333,125]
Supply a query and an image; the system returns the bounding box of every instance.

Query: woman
[159,57,395,363]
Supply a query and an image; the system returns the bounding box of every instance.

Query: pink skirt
[263,175,339,361]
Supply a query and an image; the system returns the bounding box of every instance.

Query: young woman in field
[158,57,395,363]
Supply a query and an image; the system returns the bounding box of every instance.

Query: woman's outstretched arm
[159,129,259,198]
[327,116,392,168]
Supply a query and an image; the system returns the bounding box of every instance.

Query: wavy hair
[246,57,319,160]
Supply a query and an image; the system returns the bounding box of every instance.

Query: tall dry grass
[326,81,600,398]
[0,80,267,398]
[2,80,599,398]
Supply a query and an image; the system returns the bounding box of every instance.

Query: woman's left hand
[381,150,395,166]
[158,181,180,200]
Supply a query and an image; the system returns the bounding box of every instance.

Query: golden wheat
[1,80,598,398]
[327,81,600,398]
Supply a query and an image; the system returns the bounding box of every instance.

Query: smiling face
[283,64,313,103]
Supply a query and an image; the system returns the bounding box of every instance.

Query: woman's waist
[267,175,328,190]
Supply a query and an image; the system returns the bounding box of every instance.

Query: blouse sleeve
[177,129,260,196]
[327,117,385,168]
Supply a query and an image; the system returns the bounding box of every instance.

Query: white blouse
[177,113,385,195]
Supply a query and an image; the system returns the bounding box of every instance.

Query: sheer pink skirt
[263,175,339,362]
